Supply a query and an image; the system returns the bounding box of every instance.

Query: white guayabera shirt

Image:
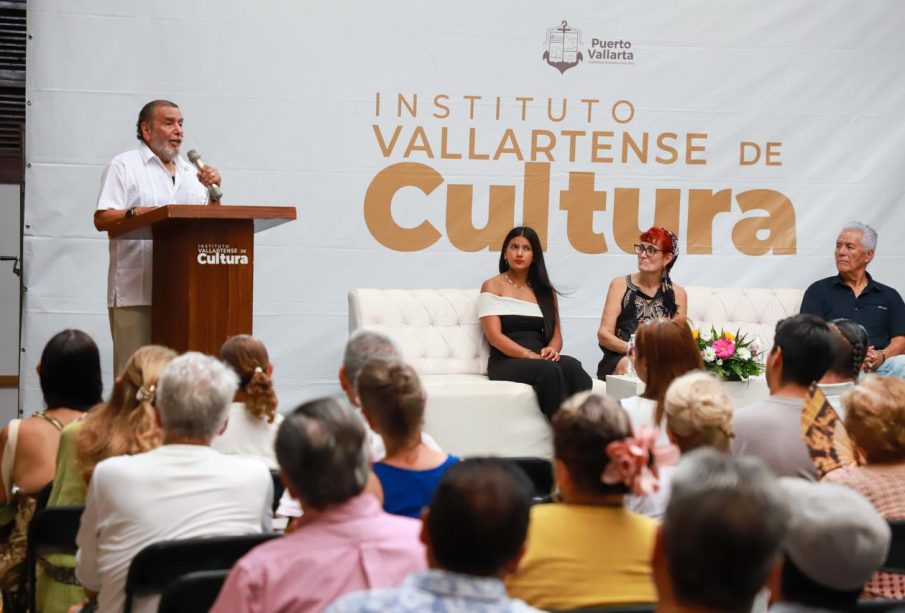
[97,142,209,307]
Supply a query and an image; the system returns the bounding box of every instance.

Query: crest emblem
[543,21,583,74]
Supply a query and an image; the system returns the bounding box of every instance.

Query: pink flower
[602,426,660,496]
[711,338,736,359]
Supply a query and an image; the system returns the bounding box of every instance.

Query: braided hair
[828,319,869,381]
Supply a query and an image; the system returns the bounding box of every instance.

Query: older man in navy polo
[800,221,905,379]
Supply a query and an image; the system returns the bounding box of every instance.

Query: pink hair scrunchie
[601,426,661,496]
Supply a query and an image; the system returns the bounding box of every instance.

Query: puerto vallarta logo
[543,21,583,74]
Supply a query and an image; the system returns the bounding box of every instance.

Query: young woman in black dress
[478,227,592,418]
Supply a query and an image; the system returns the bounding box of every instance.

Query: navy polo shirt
[800,273,905,349]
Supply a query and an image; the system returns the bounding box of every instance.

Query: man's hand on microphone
[197,166,222,201]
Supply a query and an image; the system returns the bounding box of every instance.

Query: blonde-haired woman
[627,370,734,519]
[823,375,905,599]
[37,344,175,613]
[212,335,283,469]
[356,359,458,518]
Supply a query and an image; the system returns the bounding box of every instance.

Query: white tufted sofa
[684,287,804,349]
[348,287,805,459]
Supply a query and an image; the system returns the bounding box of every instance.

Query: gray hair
[156,352,238,440]
[275,397,369,509]
[841,221,878,252]
[663,448,790,611]
[343,329,400,389]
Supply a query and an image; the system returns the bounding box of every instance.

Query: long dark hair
[828,319,869,381]
[498,227,558,342]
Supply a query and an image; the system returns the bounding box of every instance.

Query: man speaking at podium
[94,100,222,375]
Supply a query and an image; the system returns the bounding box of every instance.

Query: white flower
[700,329,713,342]
[716,358,723,366]
[737,347,752,361]
[749,337,763,356]
[702,347,716,363]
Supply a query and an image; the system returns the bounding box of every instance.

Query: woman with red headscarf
[596,227,687,380]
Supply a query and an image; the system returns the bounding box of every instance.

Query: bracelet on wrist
[524,349,532,359]
[880,350,887,364]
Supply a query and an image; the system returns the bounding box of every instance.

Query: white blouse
[477,292,543,318]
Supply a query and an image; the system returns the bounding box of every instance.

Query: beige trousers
[108,306,152,376]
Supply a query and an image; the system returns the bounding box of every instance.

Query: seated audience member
[732,314,835,480]
[212,398,426,613]
[817,318,868,419]
[356,360,459,518]
[328,458,541,613]
[628,370,733,519]
[75,353,272,613]
[212,334,284,469]
[773,478,891,611]
[276,329,440,518]
[822,375,905,599]
[504,392,658,610]
[653,448,790,613]
[38,345,175,612]
[0,330,102,606]
[621,318,703,445]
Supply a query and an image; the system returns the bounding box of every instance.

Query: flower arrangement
[692,327,764,381]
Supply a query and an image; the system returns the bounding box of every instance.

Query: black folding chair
[156,569,230,613]
[880,520,905,574]
[270,470,285,515]
[123,533,281,613]
[26,505,84,613]
[504,457,554,501]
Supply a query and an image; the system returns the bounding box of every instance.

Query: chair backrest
[26,505,84,613]
[270,470,284,515]
[505,457,554,500]
[881,519,905,574]
[348,289,490,376]
[156,569,230,613]
[123,533,280,612]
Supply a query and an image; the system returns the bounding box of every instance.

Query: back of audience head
[219,334,278,423]
[356,359,424,443]
[39,329,103,412]
[553,392,636,498]
[825,319,868,382]
[77,345,176,481]
[843,375,905,464]
[658,448,789,613]
[634,318,704,425]
[778,478,890,609]
[771,314,834,387]
[341,329,401,405]
[665,370,734,453]
[275,397,369,511]
[156,352,238,442]
[424,458,533,578]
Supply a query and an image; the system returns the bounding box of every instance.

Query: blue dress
[373,455,460,518]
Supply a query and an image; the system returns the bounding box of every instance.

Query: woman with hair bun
[356,359,458,519]
[596,226,687,379]
[627,370,734,519]
[505,392,657,610]
[823,375,905,599]
[478,226,592,419]
[212,335,283,469]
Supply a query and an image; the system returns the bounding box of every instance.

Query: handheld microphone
[186,149,223,201]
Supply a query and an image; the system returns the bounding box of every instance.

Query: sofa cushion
[348,289,488,376]
[684,287,804,350]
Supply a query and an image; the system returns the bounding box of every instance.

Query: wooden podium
[108,205,296,355]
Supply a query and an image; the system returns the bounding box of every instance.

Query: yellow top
[505,503,657,610]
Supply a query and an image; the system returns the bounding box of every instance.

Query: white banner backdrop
[20,0,905,414]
